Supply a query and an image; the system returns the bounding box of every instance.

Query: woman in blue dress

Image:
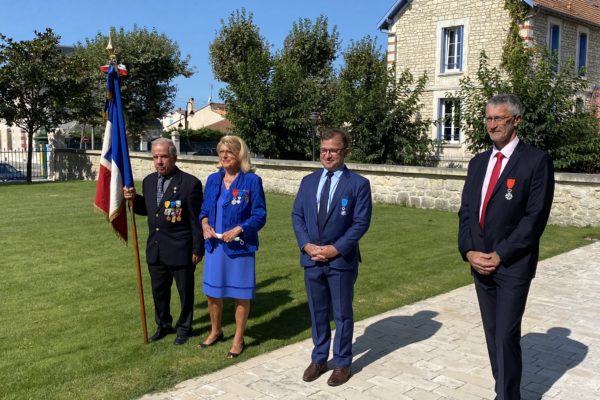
[197,135,267,358]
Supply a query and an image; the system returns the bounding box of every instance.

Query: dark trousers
[304,265,358,368]
[474,272,532,400]
[148,263,196,336]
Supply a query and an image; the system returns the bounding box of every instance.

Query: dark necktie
[157,175,165,207]
[480,152,504,228]
[318,171,334,233]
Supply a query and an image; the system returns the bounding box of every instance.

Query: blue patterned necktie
[157,175,165,207]
[318,171,334,233]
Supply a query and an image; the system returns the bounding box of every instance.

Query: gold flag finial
[106,32,113,52]
[106,32,117,64]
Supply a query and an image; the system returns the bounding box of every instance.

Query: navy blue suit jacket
[458,141,554,279]
[134,167,204,267]
[292,166,372,270]
[200,169,266,256]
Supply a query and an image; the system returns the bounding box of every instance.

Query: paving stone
[404,387,441,399]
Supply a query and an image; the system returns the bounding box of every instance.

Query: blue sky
[1,0,395,111]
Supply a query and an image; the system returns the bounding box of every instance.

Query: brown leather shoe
[327,367,351,386]
[302,362,327,382]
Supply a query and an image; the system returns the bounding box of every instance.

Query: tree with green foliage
[73,26,193,142]
[210,10,339,159]
[0,29,72,182]
[333,37,433,165]
[209,9,273,156]
[458,0,599,172]
[66,44,105,141]
[265,16,339,159]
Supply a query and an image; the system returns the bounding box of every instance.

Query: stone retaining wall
[54,149,600,227]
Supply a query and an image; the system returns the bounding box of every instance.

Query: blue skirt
[202,183,256,299]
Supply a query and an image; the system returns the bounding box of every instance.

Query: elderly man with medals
[124,138,204,345]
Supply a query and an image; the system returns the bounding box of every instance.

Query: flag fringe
[93,203,128,243]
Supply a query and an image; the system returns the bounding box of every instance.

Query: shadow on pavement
[352,310,442,373]
[521,327,588,399]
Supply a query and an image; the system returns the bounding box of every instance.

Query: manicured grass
[1,180,598,399]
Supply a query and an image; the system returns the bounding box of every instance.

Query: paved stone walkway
[140,241,600,400]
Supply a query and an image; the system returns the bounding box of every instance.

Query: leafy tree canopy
[0,28,72,181]
[74,26,193,138]
[210,10,339,160]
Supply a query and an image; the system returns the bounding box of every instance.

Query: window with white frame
[576,29,588,77]
[548,22,561,72]
[439,98,461,143]
[441,26,463,73]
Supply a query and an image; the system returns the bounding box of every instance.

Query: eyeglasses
[483,115,516,125]
[319,147,345,155]
[218,149,236,157]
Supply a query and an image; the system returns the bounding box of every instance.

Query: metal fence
[0,146,53,182]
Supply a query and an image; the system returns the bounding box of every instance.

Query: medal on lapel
[164,201,172,221]
[176,200,182,221]
[505,179,515,200]
[231,189,239,205]
[341,198,348,216]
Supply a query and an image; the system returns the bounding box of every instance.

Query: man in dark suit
[458,94,554,400]
[292,128,372,386]
[124,138,203,345]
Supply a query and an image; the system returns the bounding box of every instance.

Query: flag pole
[106,34,148,344]
[128,198,149,344]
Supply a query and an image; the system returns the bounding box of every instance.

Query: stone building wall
[530,9,600,90]
[54,149,600,227]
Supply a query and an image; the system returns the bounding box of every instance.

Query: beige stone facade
[379,0,600,160]
[54,149,600,227]
[382,0,511,161]
[528,9,600,86]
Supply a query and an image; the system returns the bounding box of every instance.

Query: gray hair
[487,94,523,116]
[152,138,177,158]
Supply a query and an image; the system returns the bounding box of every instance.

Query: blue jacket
[292,166,372,270]
[200,169,267,256]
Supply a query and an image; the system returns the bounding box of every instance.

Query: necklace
[223,172,238,189]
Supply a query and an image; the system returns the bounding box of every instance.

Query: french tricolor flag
[94,63,134,242]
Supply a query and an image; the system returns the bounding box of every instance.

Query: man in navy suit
[292,128,372,386]
[124,138,204,345]
[458,94,554,400]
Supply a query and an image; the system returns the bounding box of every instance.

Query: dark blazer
[200,169,266,256]
[134,167,204,267]
[458,141,554,279]
[292,166,372,270]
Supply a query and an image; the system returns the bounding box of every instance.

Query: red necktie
[480,152,504,228]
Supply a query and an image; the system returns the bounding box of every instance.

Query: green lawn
[1,180,598,399]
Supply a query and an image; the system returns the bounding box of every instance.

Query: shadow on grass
[352,311,442,373]
[192,275,298,340]
[520,327,587,400]
[246,302,311,347]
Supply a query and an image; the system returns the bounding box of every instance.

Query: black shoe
[225,341,245,359]
[196,331,225,349]
[174,335,189,345]
[150,326,175,342]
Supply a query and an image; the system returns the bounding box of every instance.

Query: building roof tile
[535,0,600,26]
